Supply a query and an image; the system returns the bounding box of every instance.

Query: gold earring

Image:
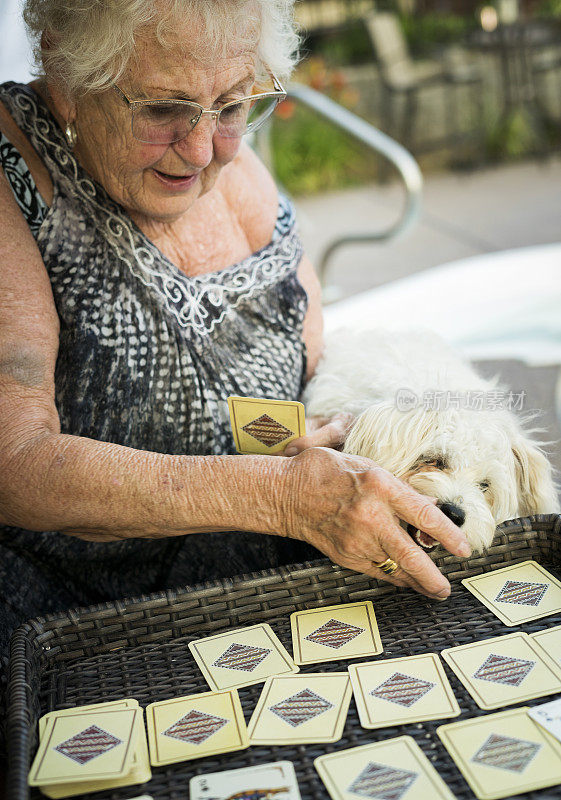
[64,121,77,148]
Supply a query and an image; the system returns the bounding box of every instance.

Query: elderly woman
[0,0,470,674]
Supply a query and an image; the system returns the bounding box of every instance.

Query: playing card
[38,699,139,739]
[462,560,561,626]
[437,707,561,799]
[40,729,150,799]
[528,698,561,743]
[290,601,383,666]
[36,701,151,799]
[247,673,352,745]
[348,652,460,729]
[189,760,301,800]
[314,735,456,800]
[227,395,306,455]
[28,707,141,787]
[189,623,299,691]
[441,631,561,710]
[529,624,561,677]
[145,689,249,767]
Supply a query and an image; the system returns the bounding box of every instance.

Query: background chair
[364,11,483,154]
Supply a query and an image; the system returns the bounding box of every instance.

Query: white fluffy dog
[302,328,560,552]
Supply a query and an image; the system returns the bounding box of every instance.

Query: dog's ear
[512,437,560,516]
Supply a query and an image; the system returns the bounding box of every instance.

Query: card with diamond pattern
[348,652,460,729]
[145,688,249,766]
[247,672,352,745]
[314,734,456,800]
[189,623,299,691]
[290,601,383,666]
[461,560,561,626]
[227,395,306,455]
[529,623,561,678]
[437,707,561,799]
[35,700,151,799]
[441,631,561,710]
[28,707,142,787]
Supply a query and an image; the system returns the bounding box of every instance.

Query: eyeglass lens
[131,95,279,144]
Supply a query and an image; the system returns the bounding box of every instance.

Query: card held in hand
[227,395,306,455]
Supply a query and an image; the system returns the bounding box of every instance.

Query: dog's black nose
[437,501,466,528]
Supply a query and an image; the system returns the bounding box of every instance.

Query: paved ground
[294,156,561,300]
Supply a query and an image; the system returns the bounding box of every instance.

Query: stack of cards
[438,707,561,799]
[227,396,306,455]
[441,631,561,709]
[28,699,150,798]
[462,560,561,626]
[190,760,301,800]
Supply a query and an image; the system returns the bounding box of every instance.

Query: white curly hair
[23,0,300,97]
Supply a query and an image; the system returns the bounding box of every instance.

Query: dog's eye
[479,480,490,491]
[419,456,447,469]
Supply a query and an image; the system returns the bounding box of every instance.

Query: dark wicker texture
[7,514,561,800]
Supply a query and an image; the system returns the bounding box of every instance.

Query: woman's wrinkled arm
[0,169,290,541]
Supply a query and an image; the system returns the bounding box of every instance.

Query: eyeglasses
[111,73,286,144]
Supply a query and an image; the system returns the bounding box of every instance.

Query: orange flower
[275,99,296,120]
[331,71,347,92]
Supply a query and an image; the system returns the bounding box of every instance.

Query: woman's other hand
[280,447,471,599]
[280,412,356,456]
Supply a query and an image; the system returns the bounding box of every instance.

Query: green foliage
[537,0,561,16]
[399,13,477,57]
[304,21,373,67]
[270,105,379,196]
[303,13,477,66]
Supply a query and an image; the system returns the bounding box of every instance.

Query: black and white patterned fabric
[0,82,320,723]
[0,131,47,235]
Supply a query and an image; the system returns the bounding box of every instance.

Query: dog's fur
[303,328,560,552]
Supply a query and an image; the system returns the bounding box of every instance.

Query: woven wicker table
[7,514,561,800]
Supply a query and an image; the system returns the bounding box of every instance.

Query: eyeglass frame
[110,72,287,143]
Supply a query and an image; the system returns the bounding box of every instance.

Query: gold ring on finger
[372,557,398,575]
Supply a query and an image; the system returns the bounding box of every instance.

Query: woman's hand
[280,447,471,599]
[280,412,356,456]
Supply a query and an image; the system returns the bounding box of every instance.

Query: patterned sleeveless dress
[0,82,320,669]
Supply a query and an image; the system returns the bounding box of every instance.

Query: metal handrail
[259,82,424,303]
